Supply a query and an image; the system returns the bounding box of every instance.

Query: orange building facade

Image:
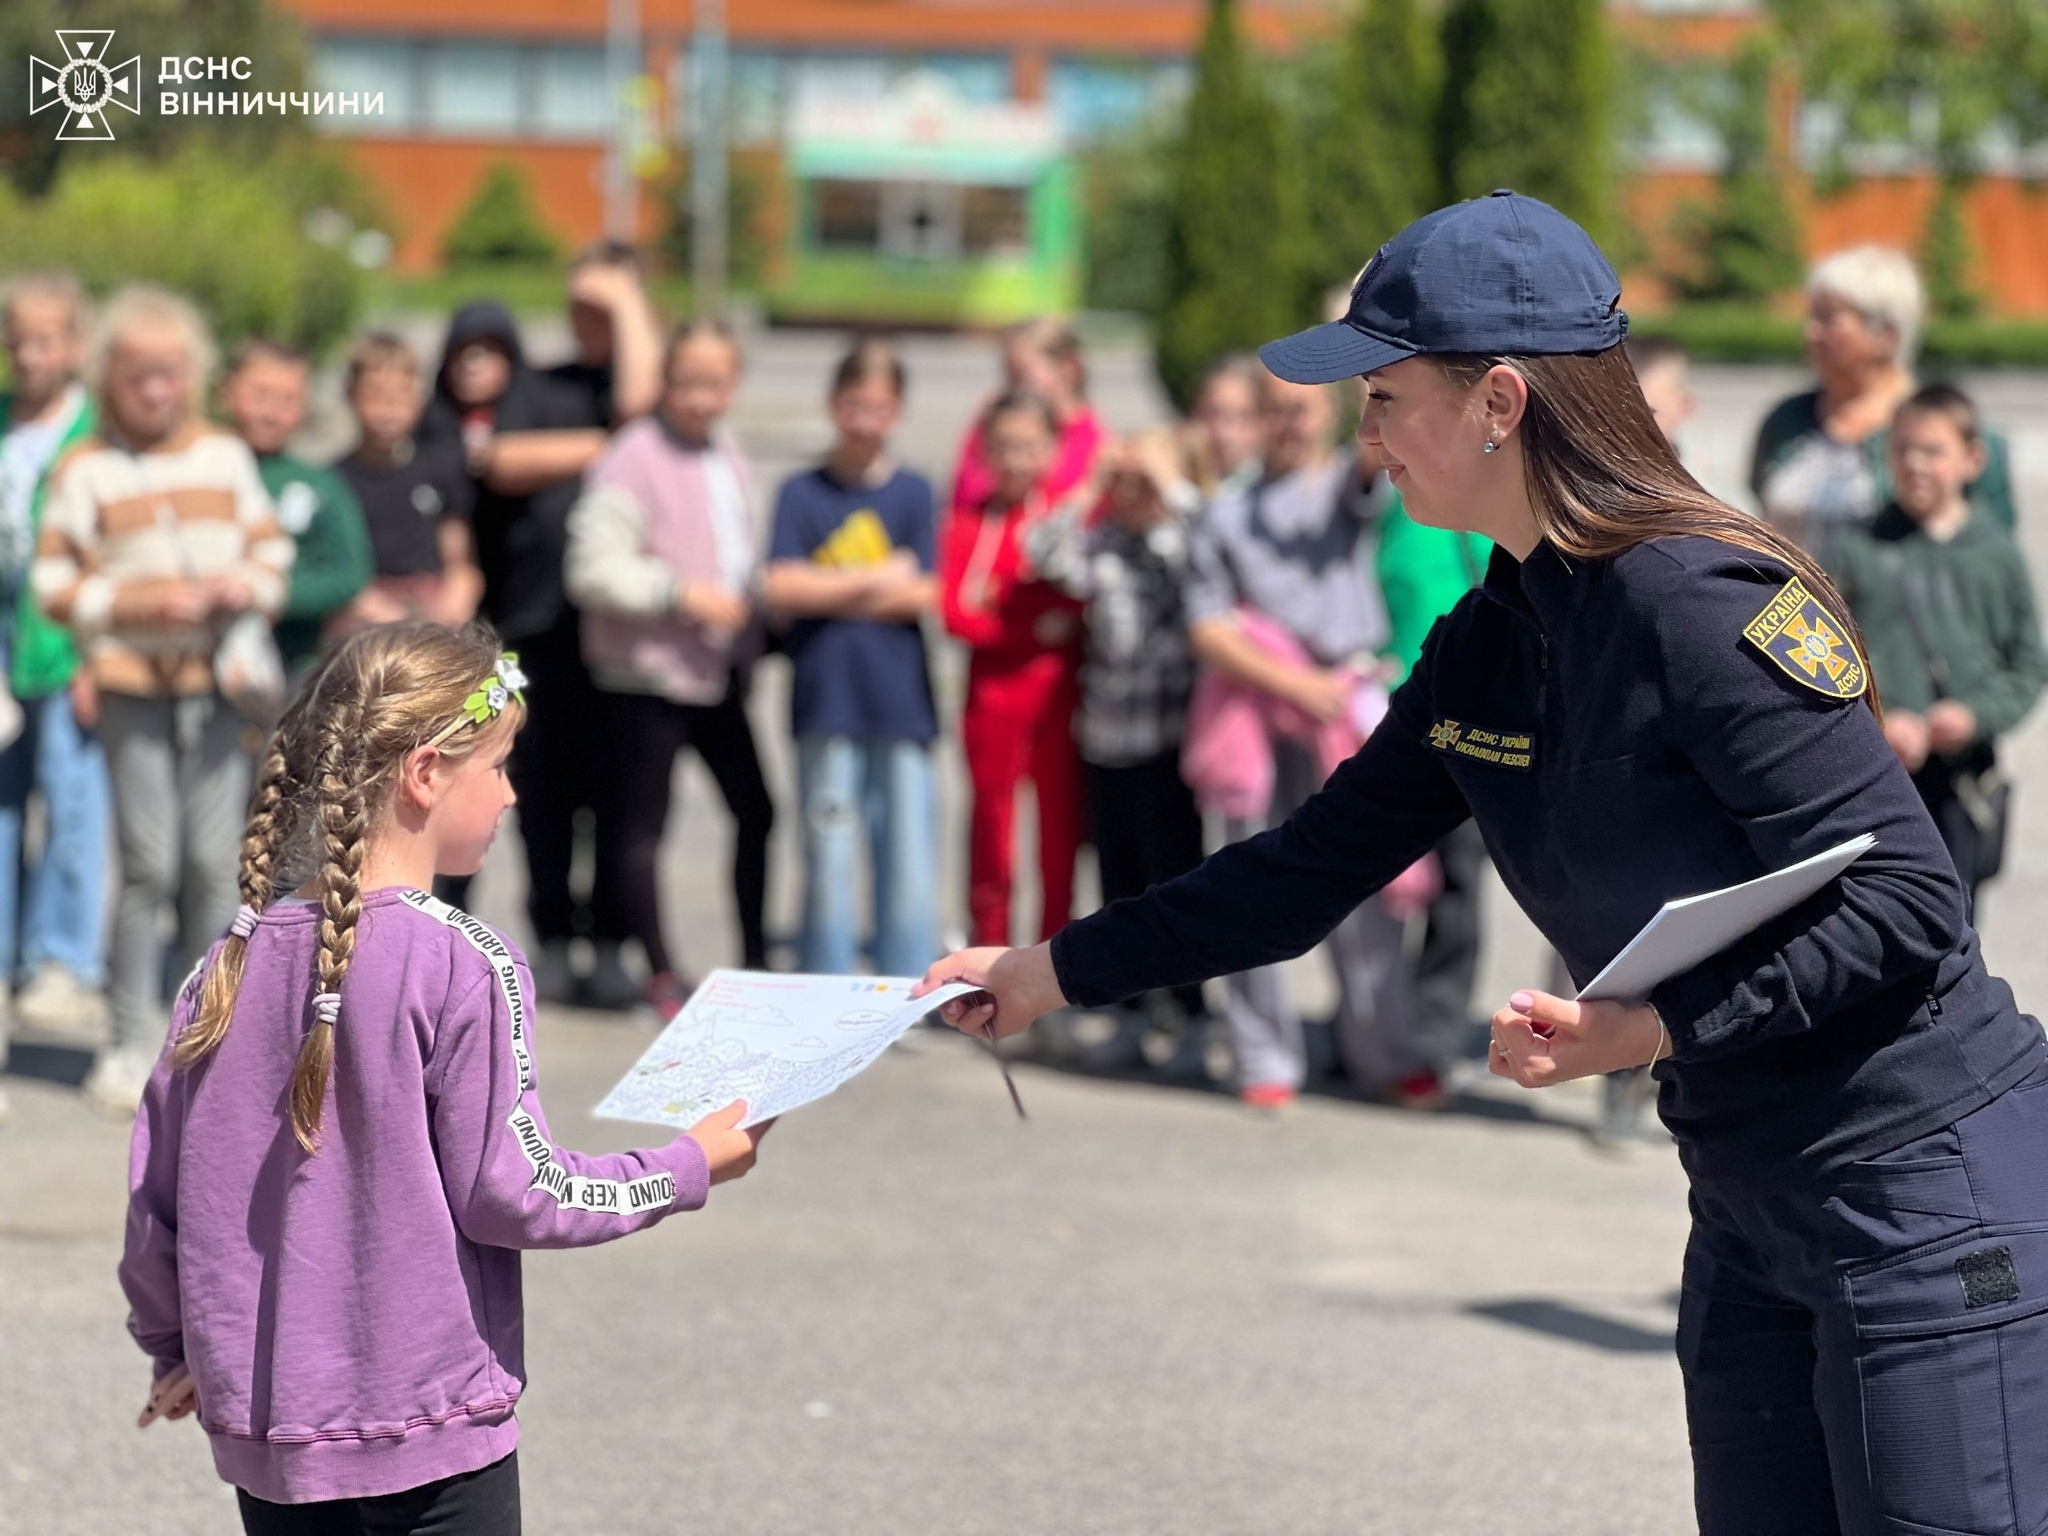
[285,0,2048,314]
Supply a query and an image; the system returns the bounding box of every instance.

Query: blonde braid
[174,734,294,1070]
[289,698,369,1152]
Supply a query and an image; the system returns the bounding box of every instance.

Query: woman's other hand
[1489,990,1669,1087]
[914,942,1066,1041]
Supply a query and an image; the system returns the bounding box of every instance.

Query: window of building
[1048,58,1188,142]
[1628,65,1730,171]
[879,181,962,259]
[689,49,1011,145]
[310,34,418,132]
[961,184,1030,256]
[421,41,524,136]
[724,50,785,145]
[923,54,1010,104]
[814,180,884,249]
[533,45,616,139]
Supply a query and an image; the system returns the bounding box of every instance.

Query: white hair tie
[311,991,341,1026]
[229,904,260,940]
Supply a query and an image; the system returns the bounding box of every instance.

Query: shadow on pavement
[4,1039,95,1088]
[1000,1013,1583,1136]
[1465,1297,1675,1354]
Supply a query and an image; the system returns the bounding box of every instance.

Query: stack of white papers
[595,970,982,1130]
[1574,834,1877,1003]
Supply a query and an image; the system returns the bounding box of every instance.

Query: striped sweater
[33,423,293,697]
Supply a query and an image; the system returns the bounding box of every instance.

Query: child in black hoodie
[419,301,636,1007]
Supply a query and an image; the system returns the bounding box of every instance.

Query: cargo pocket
[1847,1222,2048,1535]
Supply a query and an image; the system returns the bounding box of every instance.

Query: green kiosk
[769,74,1080,327]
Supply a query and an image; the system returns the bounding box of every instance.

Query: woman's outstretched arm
[922,673,1470,1036]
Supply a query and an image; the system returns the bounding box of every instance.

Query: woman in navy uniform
[919,192,2048,1536]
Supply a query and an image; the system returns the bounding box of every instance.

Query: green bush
[1628,304,2048,367]
[1922,316,2048,367]
[441,162,562,268]
[1627,305,1804,362]
[0,144,366,356]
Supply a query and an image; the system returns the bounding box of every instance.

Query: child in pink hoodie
[121,620,766,1533]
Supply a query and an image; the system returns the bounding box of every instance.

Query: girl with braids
[920,195,2048,1534]
[119,621,766,1534]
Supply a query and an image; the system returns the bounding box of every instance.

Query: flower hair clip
[461,653,528,726]
[427,653,529,749]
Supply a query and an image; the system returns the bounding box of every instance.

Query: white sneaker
[82,1043,157,1120]
[16,964,104,1036]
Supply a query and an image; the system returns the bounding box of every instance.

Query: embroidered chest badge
[1742,578,1867,699]
[1426,717,1534,771]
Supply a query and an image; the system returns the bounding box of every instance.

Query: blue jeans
[796,736,938,978]
[0,686,111,984]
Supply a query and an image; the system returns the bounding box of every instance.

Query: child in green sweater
[1825,383,2047,914]
[222,340,373,677]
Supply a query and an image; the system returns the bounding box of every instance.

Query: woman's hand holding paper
[914,942,1067,1041]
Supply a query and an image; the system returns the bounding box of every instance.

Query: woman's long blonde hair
[173,622,523,1151]
[1438,345,1877,714]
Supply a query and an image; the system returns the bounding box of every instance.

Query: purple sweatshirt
[120,888,711,1504]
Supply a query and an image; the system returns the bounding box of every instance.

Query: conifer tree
[1308,0,1445,293]
[1155,0,1314,409]
[1671,39,1803,303]
[1443,0,1614,241]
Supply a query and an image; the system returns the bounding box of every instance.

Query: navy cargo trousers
[1681,1065,2048,1535]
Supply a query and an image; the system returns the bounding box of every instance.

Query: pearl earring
[1482,435,1500,455]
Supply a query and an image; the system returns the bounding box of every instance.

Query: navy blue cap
[1259,189,1628,385]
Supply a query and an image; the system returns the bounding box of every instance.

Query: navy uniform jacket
[1052,535,2044,1177]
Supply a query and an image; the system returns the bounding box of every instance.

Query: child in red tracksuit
[941,389,1086,948]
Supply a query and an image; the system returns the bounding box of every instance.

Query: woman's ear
[1480,364,1531,443]
[397,745,441,813]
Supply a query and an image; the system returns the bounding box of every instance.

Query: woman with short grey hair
[1750,244,2016,547]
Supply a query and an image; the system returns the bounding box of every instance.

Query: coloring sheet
[594,969,983,1131]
